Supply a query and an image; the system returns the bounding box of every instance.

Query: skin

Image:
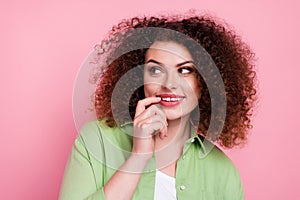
[143,41,201,174]
[144,41,200,121]
[104,41,201,199]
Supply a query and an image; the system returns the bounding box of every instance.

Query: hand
[132,97,168,160]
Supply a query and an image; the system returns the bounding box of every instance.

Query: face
[144,41,201,121]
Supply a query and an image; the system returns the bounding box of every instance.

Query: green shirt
[59,120,244,200]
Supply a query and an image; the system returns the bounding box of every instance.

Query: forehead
[145,41,193,62]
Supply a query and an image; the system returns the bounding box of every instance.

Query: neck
[155,115,191,150]
[154,115,191,169]
[167,116,191,140]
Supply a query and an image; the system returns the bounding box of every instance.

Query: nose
[162,71,178,90]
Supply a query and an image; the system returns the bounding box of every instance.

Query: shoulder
[209,146,234,164]
[79,120,113,136]
[77,120,133,155]
[195,139,241,181]
[195,136,236,170]
[78,120,123,142]
[197,143,244,198]
[211,147,244,198]
[204,145,239,173]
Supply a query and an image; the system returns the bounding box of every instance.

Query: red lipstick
[157,94,185,107]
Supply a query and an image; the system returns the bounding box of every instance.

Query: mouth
[157,94,185,107]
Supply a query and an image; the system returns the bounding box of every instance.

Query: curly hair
[93,13,257,149]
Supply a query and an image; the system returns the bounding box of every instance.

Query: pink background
[1,0,299,199]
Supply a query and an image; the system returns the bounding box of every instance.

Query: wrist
[130,150,153,161]
[120,153,152,174]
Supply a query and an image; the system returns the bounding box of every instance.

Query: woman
[60,13,256,200]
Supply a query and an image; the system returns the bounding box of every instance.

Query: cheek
[194,84,201,100]
[144,83,158,97]
[186,79,201,100]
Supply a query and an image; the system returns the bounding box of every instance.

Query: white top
[154,170,177,200]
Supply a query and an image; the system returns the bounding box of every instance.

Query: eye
[178,67,194,75]
[148,66,162,75]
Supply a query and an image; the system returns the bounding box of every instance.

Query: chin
[164,110,190,122]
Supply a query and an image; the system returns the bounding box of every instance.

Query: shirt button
[180,185,186,190]
[191,138,195,143]
[182,155,186,160]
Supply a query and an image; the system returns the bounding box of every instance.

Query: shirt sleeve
[224,165,244,200]
[236,171,244,200]
[59,135,106,200]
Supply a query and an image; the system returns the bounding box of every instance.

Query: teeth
[161,97,183,102]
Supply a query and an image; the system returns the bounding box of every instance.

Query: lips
[157,94,185,107]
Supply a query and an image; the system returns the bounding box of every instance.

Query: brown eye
[178,67,194,75]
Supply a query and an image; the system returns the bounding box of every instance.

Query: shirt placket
[175,137,196,199]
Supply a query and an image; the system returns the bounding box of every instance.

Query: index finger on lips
[135,97,161,118]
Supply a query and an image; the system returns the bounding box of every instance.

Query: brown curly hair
[92,13,257,149]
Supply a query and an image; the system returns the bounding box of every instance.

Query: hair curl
[93,13,257,149]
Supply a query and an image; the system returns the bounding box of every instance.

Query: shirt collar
[119,121,214,159]
[184,125,207,158]
[187,125,216,159]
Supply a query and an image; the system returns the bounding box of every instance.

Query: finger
[150,104,166,121]
[159,122,168,140]
[159,123,168,140]
[135,114,165,129]
[134,121,165,138]
[135,97,161,117]
[134,109,167,140]
[150,105,168,135]
[148,105,167,139]
[135,104,166,123]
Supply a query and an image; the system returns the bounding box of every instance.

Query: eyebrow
[145,59,195,67]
